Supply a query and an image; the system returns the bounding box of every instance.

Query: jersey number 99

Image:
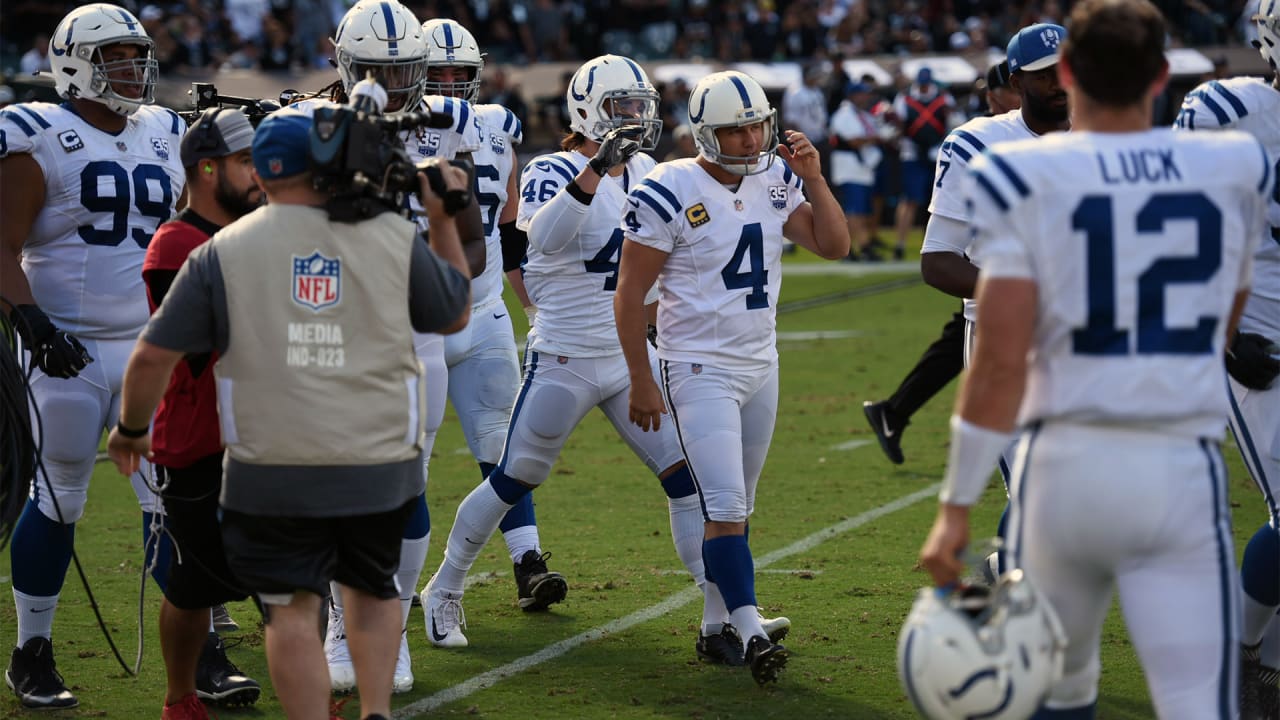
[78,160,173,248]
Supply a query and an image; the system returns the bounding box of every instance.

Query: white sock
[702,581,731,635]
[668,495,704,583]
[1243,589,1278,646]
[1263,613,1280,669]
[208,609,215,633]
[397,532,430,629]
[730,605,767,649]
[329,580,345,614]
[14,589,58,646]
[435,482,513,593]
[502,525,540,563]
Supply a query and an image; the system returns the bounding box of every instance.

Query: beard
[1023,90,1069,126]
[215,174,261,219]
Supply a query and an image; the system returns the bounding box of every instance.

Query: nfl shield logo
[292,251,342,311]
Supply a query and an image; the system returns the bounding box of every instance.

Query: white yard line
[393,483,941,718]
[831,439,873,451]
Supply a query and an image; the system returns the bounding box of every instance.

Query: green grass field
[0,237,1265,718]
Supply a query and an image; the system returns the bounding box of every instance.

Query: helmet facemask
[343,55,427,114]
[85,40,158,114]
[423,64,481,104]
[591,91,662,152]
[694,110,778,177]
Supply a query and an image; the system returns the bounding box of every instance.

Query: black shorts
[159,453,251,609]
[219,498,414,603]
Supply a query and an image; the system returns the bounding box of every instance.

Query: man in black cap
[142,106,263,720]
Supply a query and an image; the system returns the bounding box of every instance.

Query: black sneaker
[744,635,789,686]
[696,625,745,666]
[196,633,260,707]
[514,550,568,612]
[1242,643,1280,720]
[863,400,906,465]
[5,637,77,709]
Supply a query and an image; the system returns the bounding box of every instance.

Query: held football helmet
[566,54,661,152]
[421,18,484,103]
[897,569,1066,720]
[687,70,777,176]
[333,1,429,115]
[1255,0,1280,72]
[49,3,158,116]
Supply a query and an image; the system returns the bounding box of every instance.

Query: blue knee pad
[659,465,696,499]
[11,498,75,597]
[1242,522,1280,606]
[403,493,430,540]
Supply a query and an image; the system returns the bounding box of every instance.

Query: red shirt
[142,210,223,469]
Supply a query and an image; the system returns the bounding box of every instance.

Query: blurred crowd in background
[0,0,1258,78]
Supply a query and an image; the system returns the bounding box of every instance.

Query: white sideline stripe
[831,439,873,451]
[393,483,940,718]
[777,330,864,341]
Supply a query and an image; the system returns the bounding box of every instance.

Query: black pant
[159,452,250,609]
[886,308,965,421]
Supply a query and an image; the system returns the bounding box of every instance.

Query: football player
[918,22,1071,573]
[920,1,1264,717]
[294,1,487,696]
[418,18,569,628]
[613,70,849,684]
[1176,8,1280,715]
[0,3,186,709]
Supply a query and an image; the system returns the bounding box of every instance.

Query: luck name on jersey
[623,158,805,371]
[0,102,186,338]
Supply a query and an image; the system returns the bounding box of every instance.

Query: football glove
[9,304,93,379]
[588,126,645,177]
[1226,331,1280,390]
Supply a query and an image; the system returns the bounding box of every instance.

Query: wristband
[565,179,594,206]
[115,420,149,439]
[939,415,1012,506]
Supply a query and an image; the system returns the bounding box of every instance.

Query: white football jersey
[624,158,806,372]
[0,102,186,339]
[922,109,1039,323]
[968,128,1268,438]
[517,149,656,357]
[1175,76,1280,342]
[469,103,523,308]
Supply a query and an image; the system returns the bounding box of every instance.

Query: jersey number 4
[585,229,624,291]
[722,223,769,309]
[1072,192,1222,356]
[78,160,174,248]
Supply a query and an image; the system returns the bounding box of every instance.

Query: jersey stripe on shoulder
[0,109,36,136]
[14,105,50,130]
[949,129,986,161]
[1193,89,1231,126]
[636,177,682,216]
[779,160,803,189]
[972,170,1010,212]
[1208,81,1248,121]
[986,154,1030,199]
[457,100,470,134]
[163,108,182,135]
[507,110,523,144]
[631,187,674,222]
[541,155,578,183]
[1257,138,1272,195]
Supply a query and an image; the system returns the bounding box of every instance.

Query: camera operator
[106,109,473,720]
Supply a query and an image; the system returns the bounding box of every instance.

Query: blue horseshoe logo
[571,66,597,102]
[689,88,710,124]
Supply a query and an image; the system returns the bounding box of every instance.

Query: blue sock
[659,466,696,499]
[702,535,757,612]
[11,499,75,597]
[402,493,430,540]
[142,512,173,592]
[1032,703,1096,719]
[490,467,537,533]
[1242,522,1280,606]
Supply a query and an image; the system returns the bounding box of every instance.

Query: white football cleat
[324,598,356,693]
[393,630,413,693]
[759,610,791,643]
[422,576,468,648]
